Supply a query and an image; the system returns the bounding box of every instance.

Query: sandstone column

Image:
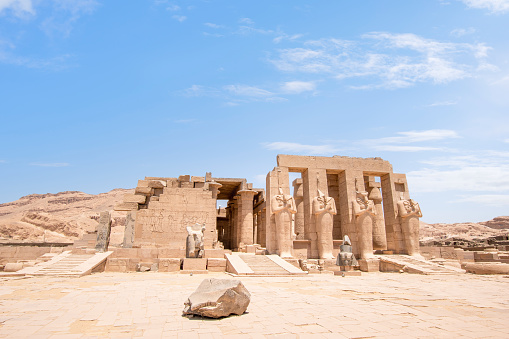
[368,186,387,251]
[292,178,305,240]
[96,211,112,252]
[122,211,136,248]
[238,190,257,247]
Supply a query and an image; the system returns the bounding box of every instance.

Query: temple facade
[114,155,421,260]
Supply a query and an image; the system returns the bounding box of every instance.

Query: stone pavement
[0,272,508,338]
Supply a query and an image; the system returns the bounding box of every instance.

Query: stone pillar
[225,201,234,250]
[312,193,337,259]
[122,211,136,248]
[96,211,112,252]
[368,186,387,251]
[292,178,305,240]
[352,191,376,259]
[259,208,266,247]
[265,167,290,254]
[238,190,257,247]
[381,173,405,253]
[302,168,328,258]
[253,212,258,244]
[232,197,239,250]
[397,197,422,256]
[208,181,222,199]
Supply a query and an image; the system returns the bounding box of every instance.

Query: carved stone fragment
[183,279,251,318]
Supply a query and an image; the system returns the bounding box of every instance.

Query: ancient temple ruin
[113,155,421,265]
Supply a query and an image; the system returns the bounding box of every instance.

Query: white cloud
[504,139,509,143]
[172,15,186,22]
[427,100,458,107]
[273,33,303,44]
[179,85,221,97]
[30,162,70,167]
[263,142,338,155]
[204,22,223,29]
[270,33,493,89]
[452,194,509,206]
[460,0,509,13]
[166,4,180,11]
[223,85,274,97]
[373,145,443,152]
[239,17,254,24]
[372,129,460,144]
[408,152,509,194]
[280,81,316,94]
[450,27,476,37]
[0,0,34,17]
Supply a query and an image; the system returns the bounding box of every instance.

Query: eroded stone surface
[183,278,250,318]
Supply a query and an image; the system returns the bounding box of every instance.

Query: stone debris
[183,278,250,318]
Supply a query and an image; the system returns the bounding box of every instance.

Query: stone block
[135,187,153,195]
[127,259,140,271]
[207,258,226,267]
[148,180,166,188]
[158,258,181,272]
[123,194,146,204]
[358,258,380,272]
[180,182,193,188]
[203,249,231,258]
[138,180,149,187]
[461,251,475,262]
[284,259,301,269]
[191,176,205,183]
[463,262,509,274]
[4,263,24,272]
[111,248,139,258]
[159,248,186,258]
[138,248,159,260]
[178,175,190,182]
[183,258,207,271]
[114,202,139,211]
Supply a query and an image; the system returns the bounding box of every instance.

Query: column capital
[238,190,258,200]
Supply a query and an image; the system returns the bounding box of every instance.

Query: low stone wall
[0,245,69,267]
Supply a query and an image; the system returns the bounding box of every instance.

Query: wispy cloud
[223,85,274,97]
[450,27,476,37]
[172,15,186,22]
[427,100,458,107]
[360,129,459,152]
[204,22,224,29]
[263,142,338,155]
[270,33,493,89]
[40,0,99,38]
[408,151,509,193]
[0,0,34,18]
[179,83,287,104]
[280,81,316,94]
[30,162,70,167]
[239,17,254,25]
[459,0,509,13]
[453,194,509,206]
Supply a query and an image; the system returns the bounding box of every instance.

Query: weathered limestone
[271,188,297,258]
[122,211,136,248]
[397,196,422,256]
[237,190,257,247]
[293,178,305,240]
[183,279,251,318]
[312,190,337,259]
[353,191,376,259]
[186,223,206,258]
[95,211,112,252]
[368,184,387,251]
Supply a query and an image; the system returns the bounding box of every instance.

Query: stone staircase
[378,255,465,275]
[226,253,307,276]
[18,250,113,277]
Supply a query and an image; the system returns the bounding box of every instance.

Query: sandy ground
[0,271,508,338]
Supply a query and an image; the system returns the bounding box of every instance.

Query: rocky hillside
[0,189,134,243]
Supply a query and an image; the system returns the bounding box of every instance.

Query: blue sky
[1,0,508,223]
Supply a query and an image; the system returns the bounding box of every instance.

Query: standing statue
[353,191,377,259]
[336,235,358,270]
[397,196,422,256]
[271,188,297,258]
[186,223,206,258]
[312,190,337,259]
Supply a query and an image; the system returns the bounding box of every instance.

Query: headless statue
[186,223,206,258]
[336,235,358,270]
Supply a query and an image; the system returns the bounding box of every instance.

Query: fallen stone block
[4,263,24,272]
[183,279,250,318]
[463,262,509,274]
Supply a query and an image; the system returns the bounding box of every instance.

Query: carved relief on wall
[137,210,210,235]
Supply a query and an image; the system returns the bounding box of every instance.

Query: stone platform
[0,272,507,338]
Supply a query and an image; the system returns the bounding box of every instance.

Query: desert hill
[0,189,134,243]
[0,189,507,246]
